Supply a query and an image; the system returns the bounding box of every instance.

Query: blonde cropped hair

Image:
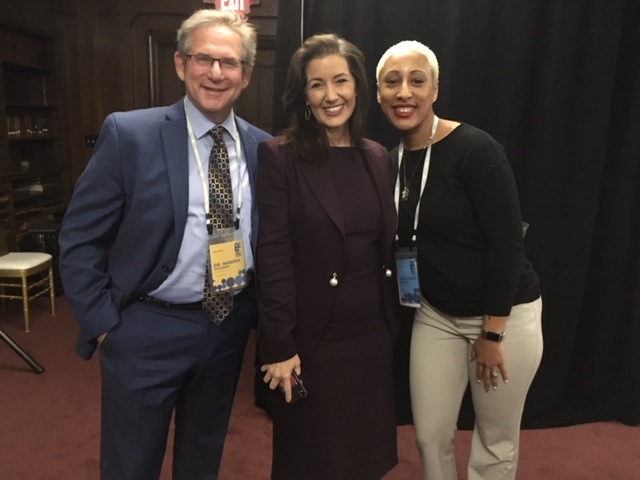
[376,40,439,84]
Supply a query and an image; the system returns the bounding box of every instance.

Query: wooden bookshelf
[0,26,65,250]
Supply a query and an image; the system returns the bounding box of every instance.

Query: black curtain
[272,0,640,428]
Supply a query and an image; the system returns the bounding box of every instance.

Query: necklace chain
[401,128,436,201]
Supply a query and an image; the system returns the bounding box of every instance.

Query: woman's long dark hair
[281,33,370,165]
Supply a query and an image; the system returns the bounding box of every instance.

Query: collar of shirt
[184,96,239,145]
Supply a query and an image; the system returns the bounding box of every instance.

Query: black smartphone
[279,371,308,403]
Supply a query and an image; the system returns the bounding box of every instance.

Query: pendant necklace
[401,127,436,202]
[401,148,426,201]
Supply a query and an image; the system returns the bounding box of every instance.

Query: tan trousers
[410,297,543,480]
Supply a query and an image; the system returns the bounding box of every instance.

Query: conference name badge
[395,248,421,308]
[208,228,247,293]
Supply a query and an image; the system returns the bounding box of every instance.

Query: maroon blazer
[256,136,398,365]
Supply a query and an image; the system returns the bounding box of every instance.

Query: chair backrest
[0,228,8,256]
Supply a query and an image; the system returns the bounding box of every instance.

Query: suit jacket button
[329,273,338,287]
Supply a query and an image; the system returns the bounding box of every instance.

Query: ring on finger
[491,371,499,378]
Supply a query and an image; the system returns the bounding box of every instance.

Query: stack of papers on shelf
[13,180,43,193]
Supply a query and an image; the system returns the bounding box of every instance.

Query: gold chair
[0,252,56,332]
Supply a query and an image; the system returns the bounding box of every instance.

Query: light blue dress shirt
[149,96,254,303]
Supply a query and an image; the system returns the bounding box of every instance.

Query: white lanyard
[394,115,439,242]
[185,110,244,231]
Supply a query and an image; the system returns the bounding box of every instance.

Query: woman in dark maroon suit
[256,34,399,480]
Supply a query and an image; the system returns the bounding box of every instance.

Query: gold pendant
[401,187,409,201]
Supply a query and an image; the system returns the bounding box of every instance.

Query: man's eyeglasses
[186,53,245,71]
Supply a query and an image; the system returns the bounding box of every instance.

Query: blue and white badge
[395,248,421,308]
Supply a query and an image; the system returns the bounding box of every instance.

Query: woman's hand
[471,315,509,392]
[471,338,508,392]
[261,354,302,403]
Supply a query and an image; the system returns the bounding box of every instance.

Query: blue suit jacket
[59,99,271,359]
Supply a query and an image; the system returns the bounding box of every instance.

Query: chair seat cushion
[0,252,53,270]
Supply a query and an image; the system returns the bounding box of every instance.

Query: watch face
[482,330,504,342]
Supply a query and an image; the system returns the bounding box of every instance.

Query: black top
[395,123,540,317]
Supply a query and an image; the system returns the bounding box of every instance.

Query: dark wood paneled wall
[0,0,277,190]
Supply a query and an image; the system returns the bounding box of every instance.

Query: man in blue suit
[58,9,271,480]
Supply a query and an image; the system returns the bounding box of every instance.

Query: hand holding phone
[279,371,308,403]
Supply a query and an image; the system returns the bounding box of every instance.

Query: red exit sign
[214,0,252,14]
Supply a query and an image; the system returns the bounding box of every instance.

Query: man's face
[174,25,252,124]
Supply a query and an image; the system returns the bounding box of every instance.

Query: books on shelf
[0,29,45,67]
[5,112,52,138]
[6,113,20,137]
[4,74,51,107]
[1,27,62,251]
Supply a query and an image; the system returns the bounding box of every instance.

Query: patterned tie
[203,126,234,324]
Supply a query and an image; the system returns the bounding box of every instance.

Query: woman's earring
[304,105,311,121]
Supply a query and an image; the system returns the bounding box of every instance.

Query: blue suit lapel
[235,117,258,194]
[235,116,263,253]
[161,102,190,237]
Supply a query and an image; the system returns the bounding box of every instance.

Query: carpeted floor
[1,296,639,479]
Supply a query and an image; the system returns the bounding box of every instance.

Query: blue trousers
[98,297,256,480]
